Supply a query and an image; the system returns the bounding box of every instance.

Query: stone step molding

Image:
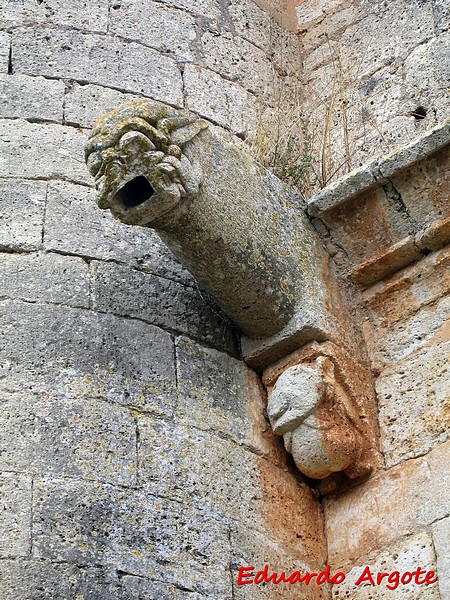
[307,117,450,288]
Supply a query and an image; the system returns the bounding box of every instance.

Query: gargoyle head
[267,357,363,479]
[85,99,207,226]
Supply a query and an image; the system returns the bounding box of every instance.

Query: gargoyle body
[85,99,342,342]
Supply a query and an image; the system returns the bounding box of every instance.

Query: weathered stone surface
[138,418,311,539]
[0,300,176,415]
[0,179,46,251]
[110,0,197,61]
[158,0,222,18]
[0,74,64,122]
[0,473,32,557]
[404,33,450,122]
[366,295,450,371]
[44,181,194,285]
[64,83,140,128]
[12,28,183,106]
[0,0,108,31]
[230,525,329,599]
[382,146,450,230]
[1,393,137,485]
[434,0,450,32]
[377,340,450,467]
[200,31,273,97]
[229,0,273,53]
[122,576,205,600]
[332,533,439,599]
[33,477,232,597]
[91,261,238,355]
[0,252,89,308]
[0,559,125,600]
[337,1,434,80]
[0,120,89,184]
[0,31,10,72]
[184,64,258,135]
[350,236,422,287]
[324,440,450,568]
[416,214,450,253]
[432,517,450,600]
[176,337,271,449]
[138,419,264,526]
[307,163,377,218]
[362,245,450,331]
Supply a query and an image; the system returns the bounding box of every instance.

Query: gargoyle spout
[85,99,338,342]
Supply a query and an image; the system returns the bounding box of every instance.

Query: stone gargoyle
[85,99,348,348]
[85,99,378,483]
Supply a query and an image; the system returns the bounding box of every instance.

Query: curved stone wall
[0,1,327,599]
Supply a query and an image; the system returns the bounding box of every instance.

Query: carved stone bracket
[263,341,380,481]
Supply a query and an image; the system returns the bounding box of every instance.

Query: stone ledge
[307,117,450,218]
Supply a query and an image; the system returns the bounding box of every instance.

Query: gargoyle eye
[86,152,102,177]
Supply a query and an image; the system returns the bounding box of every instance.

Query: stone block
[0,473,32,557]
[324,440,450,568]
[12,28,183,105]
[0,120,89,184]
[0,31,10,73]
[366,295,450,371]
[137,419,304,533]
[381,146,450,229]
[110,0,197,61]
[0,300,176,415]
[432,516,450,600]
[1,393,137,485]
[228,0,273,53]
[376,340,450,467]
[33,477,232,597]
[176,337,273,450]
[0,559,124,600]
[122,576,204,600]
[230,525,328,600]
[362,245,450,331]
[337,1,435,80]
[64,82,140,128]
[44,181,194,285]
[0,252,89,308]
[0,73,64,122]
[92,261,237,355]
[184,64,258,135]
[157,0,222,19]
[332,532,439,599]
[404,33,450,122]
[199,31,273,97]
[0,179,46,251]
[0,0,108,31]
[434,0,450,32]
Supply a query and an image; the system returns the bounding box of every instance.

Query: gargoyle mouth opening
[115,176,155,209]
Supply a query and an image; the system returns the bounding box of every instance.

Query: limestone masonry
[0,1,449,599]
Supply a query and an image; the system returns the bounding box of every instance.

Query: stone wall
[0,1,327,599]
[263,0,450,193]
[1,0,449,598]
[307,122,450,598]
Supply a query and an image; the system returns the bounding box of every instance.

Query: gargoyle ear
[170,119,209,147]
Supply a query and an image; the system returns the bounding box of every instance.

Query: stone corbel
[263,341,379,482]
[85,100,380,484]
